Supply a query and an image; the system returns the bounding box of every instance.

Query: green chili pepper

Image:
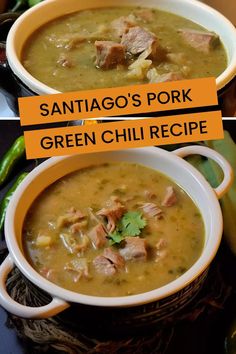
[10,0,43,12]
[186,131,236,255]
[0,135,25,187]
[0,172,28,231]
[28,0,42,7]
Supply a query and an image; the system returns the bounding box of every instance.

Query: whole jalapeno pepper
[0,171,28,231]
[0,135,25,187]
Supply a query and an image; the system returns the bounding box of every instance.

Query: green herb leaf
[107,211,146,244]
[108,231,124,245]
[28,0,42,7]
[118,211,146,236]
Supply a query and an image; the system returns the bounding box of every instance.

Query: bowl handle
[0,255,70,318]
[172,145,234,199]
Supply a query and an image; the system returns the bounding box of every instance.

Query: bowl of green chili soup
[0,146,233,329]
[1,0,236,115]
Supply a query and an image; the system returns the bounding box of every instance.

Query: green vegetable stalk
[0,135,25,187]
[205,132,236,255]
[0,172,28,231]
[187,132,236,255]
[28,0,42,6]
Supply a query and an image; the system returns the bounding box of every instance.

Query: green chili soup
[21,7,227,92]
[23,162,205,297]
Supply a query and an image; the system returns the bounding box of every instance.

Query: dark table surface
[0,119,236,354]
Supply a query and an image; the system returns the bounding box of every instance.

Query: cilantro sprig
[108,211,146,244]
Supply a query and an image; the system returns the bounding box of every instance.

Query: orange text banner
[24,111,223,159]
[19,77,217,126]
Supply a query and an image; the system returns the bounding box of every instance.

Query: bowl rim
[4,146,223,307]
[5,0,236,94]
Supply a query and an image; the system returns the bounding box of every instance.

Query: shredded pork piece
[93,255,117,276]
[93,247,125,276]
[155,238,168,262]
[103,248,125,269]
[139,203,163,219]
[161,186,177,207]
[97,201,126,233]
[88,223,107,249]
[70,220,88,234]
[60,233,89,254]
[178,28,219,53]
[111,14,136,37]
[119,237,147,262]
[121,26,158,58]
[144,190,157,200]
[95,40,125,69]
[64,258,90,282]
[57,207,86,229]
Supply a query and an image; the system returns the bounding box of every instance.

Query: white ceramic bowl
[0,145,233,326]
[5,0,236,95]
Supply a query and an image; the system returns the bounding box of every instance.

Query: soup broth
[23,162,205,297]
[22,7,227,92]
